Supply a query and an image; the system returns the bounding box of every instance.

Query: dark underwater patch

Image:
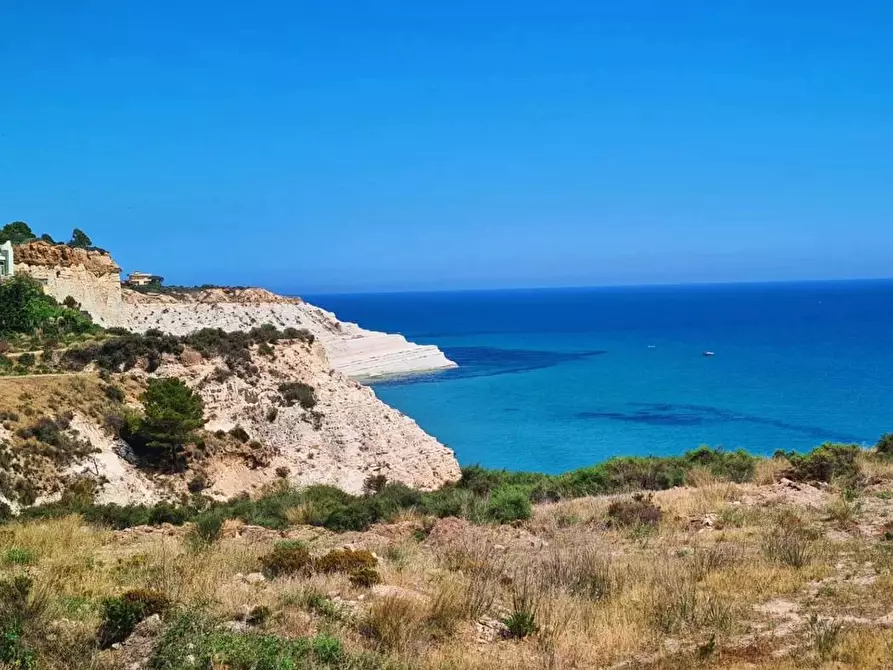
[578,402,868,443]
[372,346,607,387]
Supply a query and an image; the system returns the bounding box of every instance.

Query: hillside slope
[0,335,460,510]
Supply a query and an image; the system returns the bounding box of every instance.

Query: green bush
[187,511,225,549]
[486,486,531,523]
[0,275,95,338]
[503,610,538,639]
[16,353,35,368]
[784,443,862,484]
[349,567,382,588]
[0,575,43,669]
[607,493,662,528]
[104,384,125,403]
[314,548,377,574]
[98,589,169,648]
[876,434,893,457]
[278,381,317,409]
[260,541,313,579]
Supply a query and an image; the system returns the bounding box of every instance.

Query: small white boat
[703,351,715,357]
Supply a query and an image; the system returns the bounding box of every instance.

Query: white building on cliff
[0,241,13,280]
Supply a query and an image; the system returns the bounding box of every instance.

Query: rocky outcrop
[117,288,457,379]
[155,339,461,495]
[14,241,124,326]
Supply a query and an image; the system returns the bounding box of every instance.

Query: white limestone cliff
[117,288,457,379]
[155,338,461,495]
[13,242,456,379]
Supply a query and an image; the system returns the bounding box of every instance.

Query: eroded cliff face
[0,339,460,507]
[14,241,124,326]
[155,339,461,496]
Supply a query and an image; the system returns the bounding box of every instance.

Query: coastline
[116,288,457,380]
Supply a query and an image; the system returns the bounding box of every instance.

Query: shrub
[0,275,95,337]
[245,606,271,627]
[187,511,225,549]
[278,381,317,409]
[349,567,383,588]
[784,443,861,484]
[260,541,313,578]
[363,474,388,495]
[361,596,428,654]
[807,613,844,661]
[275,466,289,478]
[104,384,125,403]
[485,485,531,523]
[62,331,181,372]
[314,548,377,574]
[17,353,35,368]
[763,515,816,568]
[504,610,537,639]
[607,493,662,528]
[876,433,893,457]
[187,473,209,494]
[503,570,541,639]
[229,425,250,443]
[98,589,169,648]
[0,575,43,669]
[265,407,278,422]
[312,634,343,664]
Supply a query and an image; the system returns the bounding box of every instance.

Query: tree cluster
[0,221,94,249]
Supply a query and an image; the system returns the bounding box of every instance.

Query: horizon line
[294,275,893,298]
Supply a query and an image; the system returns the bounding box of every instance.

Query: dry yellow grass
[2,474,893,669]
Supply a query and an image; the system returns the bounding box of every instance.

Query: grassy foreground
[4,443,893,669]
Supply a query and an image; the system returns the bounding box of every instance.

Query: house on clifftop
[124,271,164,287]
[0,241,13,280]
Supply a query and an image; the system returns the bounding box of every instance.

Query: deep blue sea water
[306,282,893,474]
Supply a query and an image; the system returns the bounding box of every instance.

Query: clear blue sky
[2,2,891,293]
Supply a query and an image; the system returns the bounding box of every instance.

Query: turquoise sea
[307,282,893,474]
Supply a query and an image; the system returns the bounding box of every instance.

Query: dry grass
[754,456,791,485]
[3,474,893,668]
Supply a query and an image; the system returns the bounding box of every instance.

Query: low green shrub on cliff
[0,275,96,339]
[780,443,861,484]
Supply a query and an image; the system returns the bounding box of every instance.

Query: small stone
[243,572,266,585]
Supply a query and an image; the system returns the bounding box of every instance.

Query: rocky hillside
[157,336,460,496]
[0,334,460,511]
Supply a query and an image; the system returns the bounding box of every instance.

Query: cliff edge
[117,287,456,379]
[13,241,456,379]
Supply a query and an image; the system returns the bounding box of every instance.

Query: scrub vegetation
[4,441,893,669]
